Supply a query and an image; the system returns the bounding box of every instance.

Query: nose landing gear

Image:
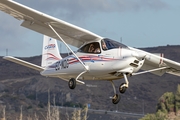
[110,80,121,104]
[112,94,120,104]
[110,73,129,104]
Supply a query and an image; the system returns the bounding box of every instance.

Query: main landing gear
[68,78,76,89]
[110,73,129,104]
[68,71,87,89]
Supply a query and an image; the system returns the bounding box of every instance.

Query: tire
[68,78,76,89]
[119,83,127,94]
[112,94,120,104]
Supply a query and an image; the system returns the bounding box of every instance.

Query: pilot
[101,40,108,50]
[88,44,95,52]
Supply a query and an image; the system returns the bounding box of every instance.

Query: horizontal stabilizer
[3,56,44,71]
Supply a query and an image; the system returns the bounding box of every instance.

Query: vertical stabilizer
[41,35,62,68]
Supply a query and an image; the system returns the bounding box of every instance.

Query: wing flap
[167,71,180,76]
[0,0,102,47]
[3,56,44,72]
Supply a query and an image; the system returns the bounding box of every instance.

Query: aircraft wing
[162,57,180,76]
[130,47,180,76]
[142,56,180,76]
[3,56,44,72]
[0,0,102,48]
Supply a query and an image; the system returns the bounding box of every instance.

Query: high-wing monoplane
[1,0,180,104]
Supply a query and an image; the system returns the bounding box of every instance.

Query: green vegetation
[140,84,180,120]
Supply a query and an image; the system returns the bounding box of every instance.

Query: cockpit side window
[78,42,101,54]
[101,40,108,50]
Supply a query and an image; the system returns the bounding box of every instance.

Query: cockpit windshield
[101,38,128,50]
[77,38,128,53]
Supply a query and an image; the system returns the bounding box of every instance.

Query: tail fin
[41,35,62,68]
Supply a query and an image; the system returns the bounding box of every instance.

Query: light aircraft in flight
[1,0,180,104]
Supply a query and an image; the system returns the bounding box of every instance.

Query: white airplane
[1,0,180,104]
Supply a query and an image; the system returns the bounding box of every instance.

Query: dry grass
[0,90,88,120]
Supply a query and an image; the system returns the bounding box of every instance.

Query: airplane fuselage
[41,47,143,81]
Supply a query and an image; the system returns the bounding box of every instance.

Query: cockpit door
[100,38,128,59]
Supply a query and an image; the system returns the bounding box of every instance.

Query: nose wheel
[110,80,121,104]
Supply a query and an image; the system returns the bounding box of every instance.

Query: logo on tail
[44,44,56,50]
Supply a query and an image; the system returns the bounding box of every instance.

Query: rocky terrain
[0,45,180,119]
